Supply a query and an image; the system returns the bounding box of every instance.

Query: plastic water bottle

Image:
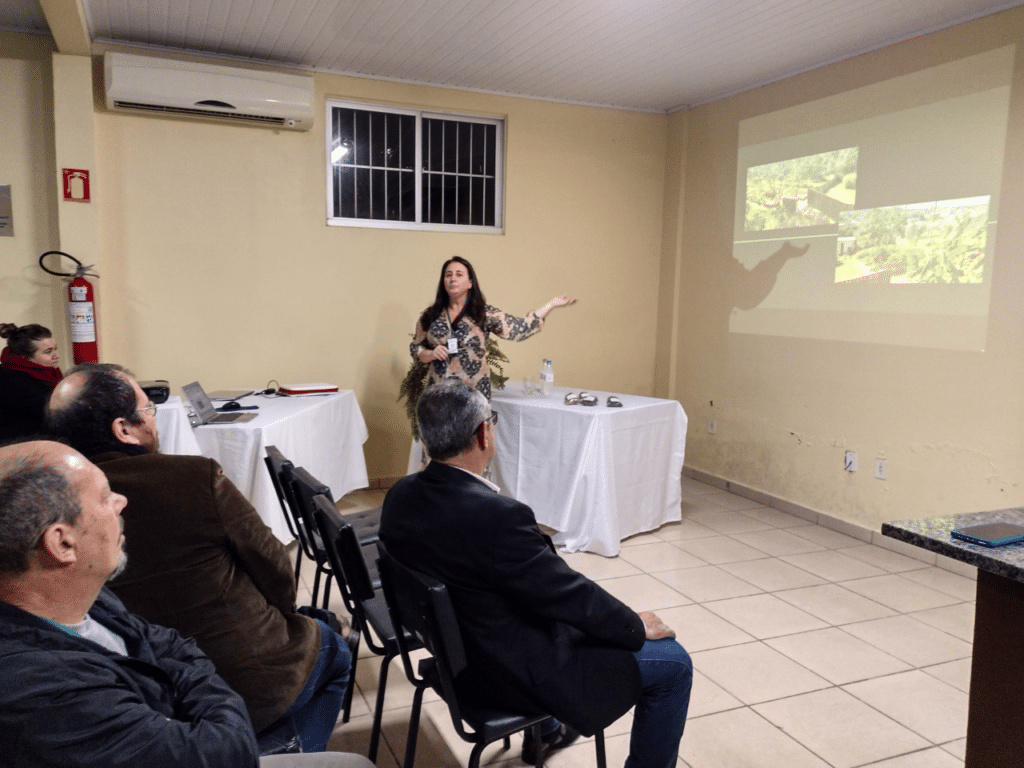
[539,359,554,396]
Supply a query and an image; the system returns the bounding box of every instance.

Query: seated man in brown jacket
[45,364,350,753]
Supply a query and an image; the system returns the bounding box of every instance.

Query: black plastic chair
[288,465,382,547]
[377,542,607,768]
[313,494,421,760]
[290,467,384,598]
[264,445,312,583]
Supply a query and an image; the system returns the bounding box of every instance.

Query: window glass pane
[457,123,470,175]
[400,116,415,171]
[399,171,416,220]
[442,174,457,224]
[330,103,500,228]
[484,177,495,227]
[471,177,484,226]
[423,172,439,223]
[353,111,369,166]
[335,166,355,218]
[370,113,385,168]
[384,113,400,169]
[471,124,485,175]
[355,167,371,218]
[456,175,470,225]
[442,121,458,174]
[429,120,445,173]
[333,109,355,166]
[485,124,496,177]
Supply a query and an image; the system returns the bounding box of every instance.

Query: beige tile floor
[304,479,974,768]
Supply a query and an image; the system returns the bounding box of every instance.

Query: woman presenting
[412,257,575,400]
[0,322,64,441]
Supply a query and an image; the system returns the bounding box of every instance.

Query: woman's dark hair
[419,256,487,331]
[0,324,53,359]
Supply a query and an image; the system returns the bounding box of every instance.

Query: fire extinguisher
[39,251,100,365]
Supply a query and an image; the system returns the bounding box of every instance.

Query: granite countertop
[882,508,1024,582]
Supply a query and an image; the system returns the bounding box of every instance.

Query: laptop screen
[181,381,218,424]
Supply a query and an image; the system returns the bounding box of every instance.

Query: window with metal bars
[326,101,503,232]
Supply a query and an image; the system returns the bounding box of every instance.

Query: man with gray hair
[380,380,692,767]
[0,440,373,768]
[0,439,259,766]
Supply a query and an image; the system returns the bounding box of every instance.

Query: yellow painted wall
[0,32,64,354]
[88,53,667,480]
[671,7,1024,529]
[11,5,1024,529]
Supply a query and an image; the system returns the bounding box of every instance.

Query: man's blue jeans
[539,637,691,768]
[260,620,352,753]
[625,638,692,768]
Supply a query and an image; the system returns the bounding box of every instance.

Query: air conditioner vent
[112,100,288,126]
[105,52,314,131]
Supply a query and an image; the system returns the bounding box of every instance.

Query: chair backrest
[289,466,336,558]
[312,493,375,605]
[377,543,468,707]
[264,445,302,545]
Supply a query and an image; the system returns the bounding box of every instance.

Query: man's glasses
[136,401,157,417]
[477,411,498,431]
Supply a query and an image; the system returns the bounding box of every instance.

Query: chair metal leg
[468,740,489,768]
[402,684,427,768]
[293,547,302,584]
[310,565,323,608]
[367,652,396,763]
[320,571,333,610]
[594,729,607,768]
[340,630,360,724]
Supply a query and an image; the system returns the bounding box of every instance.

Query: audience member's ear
[39,523,77,566]
[111,417,137,445]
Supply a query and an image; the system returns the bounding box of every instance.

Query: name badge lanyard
[445,309,459,354]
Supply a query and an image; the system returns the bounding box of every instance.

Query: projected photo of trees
[745,148,858,231]
[834,198,989,284]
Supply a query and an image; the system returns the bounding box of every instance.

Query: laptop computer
[181,381,258,426]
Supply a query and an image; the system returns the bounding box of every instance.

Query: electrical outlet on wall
[708,418,716,435]
[875,458,887,480]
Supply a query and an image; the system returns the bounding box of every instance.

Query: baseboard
[682,466,977,580]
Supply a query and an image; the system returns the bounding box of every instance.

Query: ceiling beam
[39,0,91,56]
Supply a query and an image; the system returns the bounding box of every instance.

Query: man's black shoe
[521,722,580,765]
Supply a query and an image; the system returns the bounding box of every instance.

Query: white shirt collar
[449,463,501,493]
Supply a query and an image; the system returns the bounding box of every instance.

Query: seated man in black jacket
[0,440,370,768]
[381,381,692,768]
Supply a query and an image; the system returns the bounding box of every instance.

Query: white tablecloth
[155,396,202,456]
[490,383,687,556]
[158,392,369,542]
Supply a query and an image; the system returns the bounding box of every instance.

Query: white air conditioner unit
[104,52,314,131]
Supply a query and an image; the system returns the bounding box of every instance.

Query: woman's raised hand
[538,295,577,318]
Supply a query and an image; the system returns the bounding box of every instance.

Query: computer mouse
[221,401,242,411]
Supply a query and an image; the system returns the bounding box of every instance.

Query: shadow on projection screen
[730,46,1012,351]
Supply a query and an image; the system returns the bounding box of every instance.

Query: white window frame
[325,99,505,233]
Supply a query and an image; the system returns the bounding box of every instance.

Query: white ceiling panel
[3,0,1023,111]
